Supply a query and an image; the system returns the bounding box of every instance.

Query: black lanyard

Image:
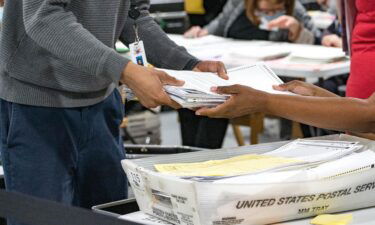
[128,4,140,20]
[129,4,141,43]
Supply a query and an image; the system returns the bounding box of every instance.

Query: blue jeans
[0,90,127,225]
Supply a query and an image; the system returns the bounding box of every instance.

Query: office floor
[159,111,282,148]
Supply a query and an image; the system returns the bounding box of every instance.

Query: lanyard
[129,4,141,44]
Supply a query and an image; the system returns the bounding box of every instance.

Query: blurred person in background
[186,0,228,27]
[184,0,320,44]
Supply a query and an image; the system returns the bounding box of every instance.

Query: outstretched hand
[121,62,184,109]
[196,85,268,118]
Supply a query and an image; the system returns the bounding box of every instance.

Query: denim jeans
[0,90,127,225]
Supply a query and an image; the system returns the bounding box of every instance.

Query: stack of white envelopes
[163,63,291,108]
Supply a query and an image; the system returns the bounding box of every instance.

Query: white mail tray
[122,135,375,225]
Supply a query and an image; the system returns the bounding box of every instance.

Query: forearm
[264,94,375,133]
[120,9,199,70]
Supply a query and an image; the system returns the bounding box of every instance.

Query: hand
[121,62,184,109]
[196,85,269,118]
[317,0,329,7]
[193,61,228,80]
[322,34,343,48]
[184,26,209,38]
[273,80,338,97]
[268,16,302,42]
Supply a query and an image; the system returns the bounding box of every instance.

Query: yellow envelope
[185,0,205,14]
[311,214,353,225]
[155,154,301,176]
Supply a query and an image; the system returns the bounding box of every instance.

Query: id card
[129,41,149,67]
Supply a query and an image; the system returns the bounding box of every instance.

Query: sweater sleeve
[293,1,322,42]
[119,0,200,70]
[204,0,240,36]
[23,0,129,83]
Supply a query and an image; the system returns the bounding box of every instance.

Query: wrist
[315,88,339,97]
[255,91,272,113]
[289,23,302,42]
[121,62,139,85]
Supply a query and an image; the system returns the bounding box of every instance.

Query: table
[168,34,350,81]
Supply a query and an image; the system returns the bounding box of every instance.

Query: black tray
[92,198,139,218]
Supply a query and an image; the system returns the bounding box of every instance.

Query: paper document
[214,140,366,184]
[163,64,291,108]
[155,154,302,177]
[265,140,363,164]
[289,47,346,64]
[215,150,374,184]
[310,213,353,225]
[119,211,173,225]
[308,150,375,180]
[168,34,229,50]
[229,46,290,61]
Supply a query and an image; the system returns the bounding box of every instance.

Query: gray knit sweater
[0,0,198,107]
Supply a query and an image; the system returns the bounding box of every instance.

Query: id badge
[129,41,149,67]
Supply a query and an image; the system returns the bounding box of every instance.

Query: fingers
[272,84,286,91]
[268,16,288,29]
[195,61,228,80]
[197,29,209,37]
[212,85,241,95]
[216,61,229,80]
[167,99,182,109]
[195,102,230,118]
[184,26,201,38]
[273,80,301,92]
[142,89,181,109]
[157,70,185,86]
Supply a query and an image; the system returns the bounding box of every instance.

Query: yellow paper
[185,0,205,14]
[311,214,353,225]
[154,154,301,176]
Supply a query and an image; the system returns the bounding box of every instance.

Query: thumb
[158,71,185,86]
[272,84,287,91]
[269,16,287,28]
[268,17,282,28]
[273,81,299,92]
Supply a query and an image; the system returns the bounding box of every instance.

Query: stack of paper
[154,154,302,177]
[265,140,363,164]
[228,46,291,61]
[120,211,173,225]
[168,34,229,50]
[154,139,364,182]
[163,64,291,108]
[289,47,346,64]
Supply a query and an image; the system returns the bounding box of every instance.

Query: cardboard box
[122,135,375,225]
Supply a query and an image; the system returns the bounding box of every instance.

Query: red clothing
[346,0,375,99]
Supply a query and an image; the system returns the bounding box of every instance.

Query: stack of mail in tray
[154,139,366,182]
[162,63,290,108]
